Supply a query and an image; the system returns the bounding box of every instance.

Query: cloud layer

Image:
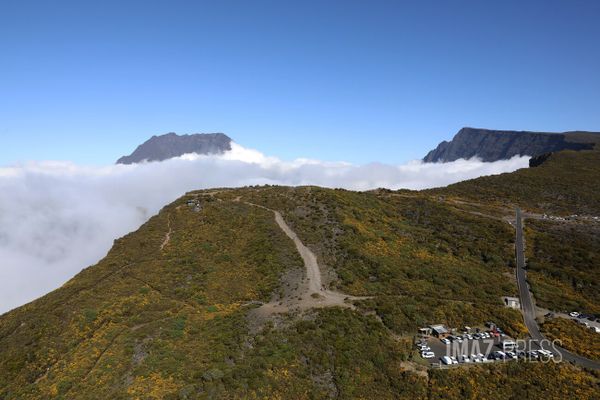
[0,143,529,313]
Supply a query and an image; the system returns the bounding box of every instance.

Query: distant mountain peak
[117,132,232,164]
[423,127,600,163]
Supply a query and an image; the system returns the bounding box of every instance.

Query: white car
[458,355,471,363]
[465,334,473,340]
[421,351,435,359]
[538,349,554,358]
[569,311,580,317]
[450,356,459,364]
[441,356,453,365]
[418,346,431,352]
[505,351,518,360]
[471,354,481,363]
[441,338,451,345]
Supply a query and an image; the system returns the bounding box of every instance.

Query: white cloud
[0,144,529,313]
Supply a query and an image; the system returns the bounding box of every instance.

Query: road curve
[514,208,600,370]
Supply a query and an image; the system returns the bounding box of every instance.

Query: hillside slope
[2,150,600,399]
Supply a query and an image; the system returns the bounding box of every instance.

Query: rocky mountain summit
[116,132,232,164]
[423,127,599,163]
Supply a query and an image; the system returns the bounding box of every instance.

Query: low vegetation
[541,318,600,361]
[433,149,600,215]
[428,362,600,399]
[236,186,525,337]
[525,220,600,314]
[1,147,599,398]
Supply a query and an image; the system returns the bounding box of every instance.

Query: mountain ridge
[423,127,600,162]
[116,132,232,164]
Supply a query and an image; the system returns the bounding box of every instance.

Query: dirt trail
[273,211,322,292]
[160,215,172,251]
[241,200,370,318]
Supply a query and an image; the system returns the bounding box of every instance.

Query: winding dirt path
[242,200,370,316]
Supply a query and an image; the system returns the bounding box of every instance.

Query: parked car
[465,334,473,340]
[505,351,518,360]
[458,355,472,363]
[538,349,554,358]
[421,351,435,359]
[528,351,539,360]
[569,311,579,317]
[441,338,451,345]
[441,356,453,365]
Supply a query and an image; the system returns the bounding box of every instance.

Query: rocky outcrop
[528,152,553,168]
[117,132,232,164]
[423,127,599,163]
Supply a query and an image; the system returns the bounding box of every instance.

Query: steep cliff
[423,127,599,162]
[117,132,232,164]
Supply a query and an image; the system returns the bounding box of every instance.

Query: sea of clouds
[0,143,529,313]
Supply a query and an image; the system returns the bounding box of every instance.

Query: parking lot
[416,326,557,367]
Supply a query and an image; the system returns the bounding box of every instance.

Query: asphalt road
[514,208,600,370]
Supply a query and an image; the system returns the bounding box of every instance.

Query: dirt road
[242,200,369,318]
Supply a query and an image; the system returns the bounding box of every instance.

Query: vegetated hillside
[431,147,600,317]
[116,132,232,164]
[432,149,600,215]
[541,318,600,362]
[229,187,524,336]
[422,127,600,162]
[2,149,600,398]
[525,220,600,314]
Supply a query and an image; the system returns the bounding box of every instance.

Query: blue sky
[1,0,599,165]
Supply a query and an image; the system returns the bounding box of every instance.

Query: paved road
[514,208,600,370]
